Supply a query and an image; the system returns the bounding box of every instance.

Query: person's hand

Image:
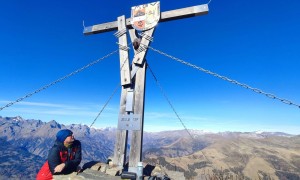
[54,163,65,173]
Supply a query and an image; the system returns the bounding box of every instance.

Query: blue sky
[0,0,300,134]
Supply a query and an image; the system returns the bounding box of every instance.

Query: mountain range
[0,116,299,179]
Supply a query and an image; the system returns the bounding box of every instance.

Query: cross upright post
[83,1,209,175]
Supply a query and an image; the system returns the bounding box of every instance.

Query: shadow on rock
[82,161,101,171]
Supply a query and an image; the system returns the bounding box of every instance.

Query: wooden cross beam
[83,2,209,176]
[83,4,208,35]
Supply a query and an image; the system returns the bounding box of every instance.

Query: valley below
[0,116,299,179]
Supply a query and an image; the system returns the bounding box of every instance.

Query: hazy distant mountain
[143,131,300,179]
[0,116,114,163]
[0,116,299,179]
[0,116,115,179]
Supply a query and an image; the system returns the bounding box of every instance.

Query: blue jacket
[47,140,82,174]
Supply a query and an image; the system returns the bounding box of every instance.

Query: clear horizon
[1,115,299,136]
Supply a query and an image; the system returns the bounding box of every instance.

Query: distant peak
[47,120,61,128]
[48,120,58,124]
[13,116,24,121]
[100,127,117,131]
[254,130,264,134]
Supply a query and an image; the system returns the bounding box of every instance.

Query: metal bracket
[114,28,127,38]
[132,28,155,65]
[126,89,134,112]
